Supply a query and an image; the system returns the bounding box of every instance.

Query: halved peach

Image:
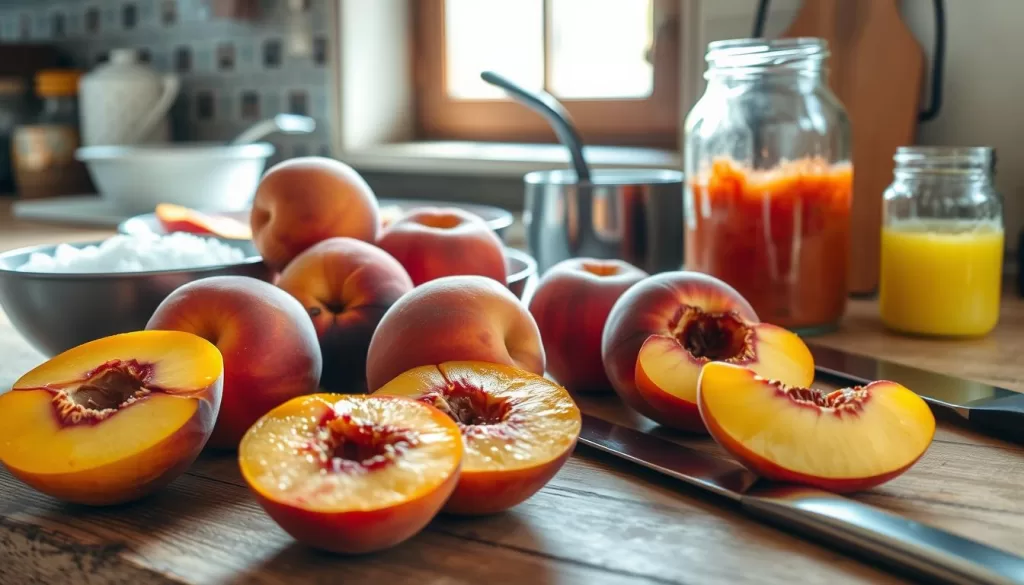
[0,330,223,506]
[239,394,463,554]
[634,319,813,432]
[374,361,581,515]
[697,361,936,493]
[602,271,814,432]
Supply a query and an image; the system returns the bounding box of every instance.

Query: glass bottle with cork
[12,69,94,199]
[683,37,853,335]
[879,146,1004,337]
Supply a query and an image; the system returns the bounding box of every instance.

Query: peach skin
[528,258,647,392]
[239,393,463,554]
[147,275,322,449]
[375,207,507,286]
[250,156,380,272]
[277,237,414,393]
[698,361,936,493]
[601,270,814,432]
[365,275,544,392]
[374,361,581,515]
[0,330,223,505]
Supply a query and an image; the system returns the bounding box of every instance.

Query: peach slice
[0,330,223,506]
[698,361,936,493]
[239,394,463,554]
[602,270,814,432]
[374,361,581,515]
[155,202,252,239]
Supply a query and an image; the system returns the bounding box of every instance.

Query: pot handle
[123,74,180,144]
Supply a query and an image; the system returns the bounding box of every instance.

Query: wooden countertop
[1,201,1022,585]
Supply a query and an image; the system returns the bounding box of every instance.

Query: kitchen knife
[577,413,1024,585]
[806,342,1024,444]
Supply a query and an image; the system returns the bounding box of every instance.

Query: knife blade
[805,342,1024,444]
[577,413,1024,585]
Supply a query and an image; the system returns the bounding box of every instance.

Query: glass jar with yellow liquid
[879,146,1004,337]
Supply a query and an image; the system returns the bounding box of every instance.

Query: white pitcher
[78,48,180,146]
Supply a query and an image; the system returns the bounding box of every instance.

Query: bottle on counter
[0,77,34,195]
[879,146,1004,338]
[11,69,94,199]
[683,37,853,335]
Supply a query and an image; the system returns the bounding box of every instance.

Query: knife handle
[741,490,1024,585]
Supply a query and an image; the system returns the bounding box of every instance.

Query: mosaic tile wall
[0,0,334,167]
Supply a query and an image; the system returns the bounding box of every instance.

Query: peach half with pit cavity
[0,330,223,505]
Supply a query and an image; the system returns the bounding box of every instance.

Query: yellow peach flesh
[698,362,936,490]
[634,318,814,431]
[239,394,462,512]
[0,330,223,505]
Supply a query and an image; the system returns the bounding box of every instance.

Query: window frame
[412,0,682,149]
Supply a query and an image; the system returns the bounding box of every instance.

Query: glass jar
[683,38,853,335]
[879,146,1003,337]
[0,77,34,194]
[12,69,93,199]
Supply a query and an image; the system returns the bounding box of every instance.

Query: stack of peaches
[0,156,936,556]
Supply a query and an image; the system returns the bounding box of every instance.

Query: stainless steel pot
[523,168,685,275]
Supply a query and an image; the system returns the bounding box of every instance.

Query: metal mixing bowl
[0,239,271,358]
[0,240,538,358]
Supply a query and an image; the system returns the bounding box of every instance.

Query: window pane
[445,0,544,100]
[549,0,654,99]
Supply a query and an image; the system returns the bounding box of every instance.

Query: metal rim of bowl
[117,198,517,238]
[380,198,516,233]
[504,247,537,285]
[523,168,684,186]
[0,239,265,280]
[0,239,533,284]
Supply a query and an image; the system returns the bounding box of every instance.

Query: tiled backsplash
[0,0,334,167]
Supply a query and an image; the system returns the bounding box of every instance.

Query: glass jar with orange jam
[683,38,853,334]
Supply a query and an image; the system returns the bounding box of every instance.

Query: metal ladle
[229,113,317,146]
[480,71,591,182]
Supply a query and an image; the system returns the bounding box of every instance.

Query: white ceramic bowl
[76,142,275,215]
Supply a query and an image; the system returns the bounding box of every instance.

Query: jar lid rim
[705,37,829,66]
[894,146,996,170]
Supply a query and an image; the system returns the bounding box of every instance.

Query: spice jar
[12,69,93,199]
[683,38,853,335]
[0,77,34,194]
[879,146,1003,337]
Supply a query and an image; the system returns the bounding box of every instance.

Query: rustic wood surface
[1,201,1022,585]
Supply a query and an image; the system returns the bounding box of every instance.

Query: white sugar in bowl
[0,235,271,358]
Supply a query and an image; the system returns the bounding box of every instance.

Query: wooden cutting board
[781,0,926,295]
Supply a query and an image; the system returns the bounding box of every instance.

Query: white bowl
[76,142,275,215]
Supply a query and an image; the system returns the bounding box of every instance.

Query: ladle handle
[480,71,591,182]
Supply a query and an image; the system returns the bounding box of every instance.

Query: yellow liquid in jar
[879,220,1004,337]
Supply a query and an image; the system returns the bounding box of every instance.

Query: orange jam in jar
[685,157,853,333]
[683,37,853,334]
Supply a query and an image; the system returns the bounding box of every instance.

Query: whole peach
[375,207,507,286]
[250,157,380,272]
[528,258,647,392]
[277,237,414,393]
[147,275,322,449]
[365,275,544,391]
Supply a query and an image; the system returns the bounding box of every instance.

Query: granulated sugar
[17,232,247,273]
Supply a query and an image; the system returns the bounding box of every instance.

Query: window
[413,0,681,148]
